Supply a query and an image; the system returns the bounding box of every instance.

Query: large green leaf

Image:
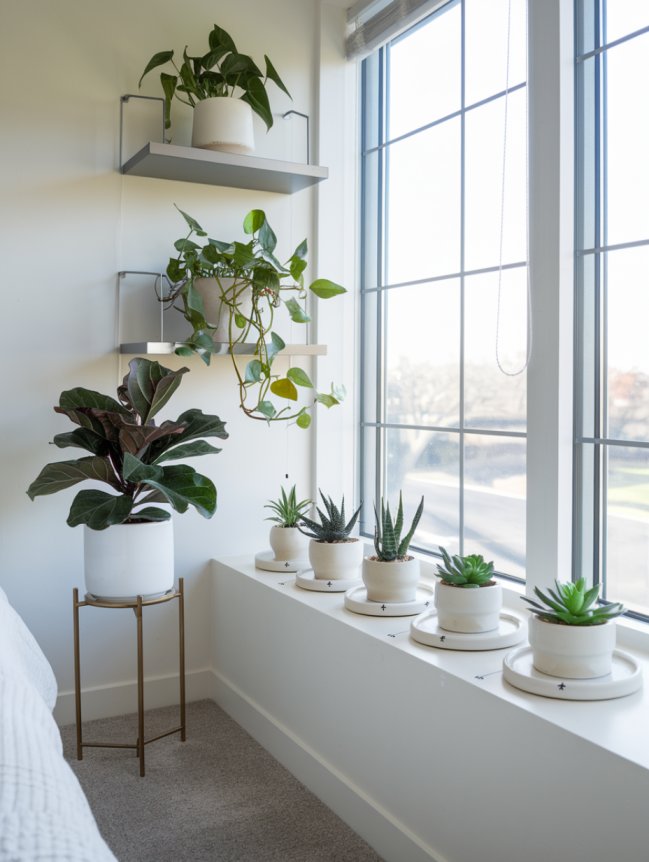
[176,207,207,237]
[67,490,133,529]
[309,279,346,299]
[296,411,312,429]
[116,418,185,457]
[209,24,237,56]
[131,506,171,523]
[244,360,262,383]
[58,388,128,415]
[27,456,119,499]
[264,55,291,98]
[122,453,163,484]
[143,464,217,518]
[284,298,310,323]
[160,73,177,129]
[287,367,313,388]
[270,378,298,401]
[154,440,222,463]
[266,332,285,363]
[241,75,273,129]
[52,428,107,455]
[243,209,266,235]
[121,358,189,424]
[138,50,174,87]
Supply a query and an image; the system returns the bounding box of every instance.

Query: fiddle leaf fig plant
[163,206,347,426]
[139,23,291,131]
[27,358,228,530]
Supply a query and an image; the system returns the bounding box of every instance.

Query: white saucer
[503,646,643,700]
[295,569,362,592]
[344,583,435,617]
[411,610,526,651]
[254,550,309,573]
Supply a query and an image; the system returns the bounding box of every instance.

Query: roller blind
[346,0,453,59]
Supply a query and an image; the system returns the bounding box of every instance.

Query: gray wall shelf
[119,342,327,357]
[121,142,328,193]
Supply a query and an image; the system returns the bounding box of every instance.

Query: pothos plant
[164,206,347,428]
[139,23,291,132]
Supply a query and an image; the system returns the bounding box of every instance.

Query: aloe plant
[139,23,291,132]
[522,578,625,626]
[435,547,495,588]
[27,358,227,530]
[264,485,311,528]
[373,493,424,562]
[165,206,346,427]
[298,491,361,542]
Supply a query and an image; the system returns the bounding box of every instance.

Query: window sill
[216,553,649,773]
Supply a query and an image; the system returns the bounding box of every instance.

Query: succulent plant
[435,547,495,588]
[264,485,311,528]
[297,491,361,542]
[522,578,625,626]
[373,493,424,562]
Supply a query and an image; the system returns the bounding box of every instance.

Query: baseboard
[54,668,214,726]
[206,668,445,862]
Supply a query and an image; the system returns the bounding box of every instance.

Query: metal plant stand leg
[73,578,186,777]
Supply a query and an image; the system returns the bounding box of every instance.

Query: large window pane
[386,120,461,284]
[605,34,649,245]
[386,429,460,556]
[607,446,649,615]
[385,280,460,427]
[605,3,649,44]
[388,2,461,139]
[607,248,649,441]
[464,90,527,272]
[464,268,527,432]
[465,0,526,106]
[464,434,526,578]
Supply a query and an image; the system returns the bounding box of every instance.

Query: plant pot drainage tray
[411,610,526,650]
[344,583,435,617]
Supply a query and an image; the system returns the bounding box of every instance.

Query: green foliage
[298,491,361,542]
[264,485,311,528]
[521,578,625,626]
[435,547,495,588]
[164,206,346,426]
[139,23,291,131]
[27,358,228,530]
[373,493,424,562]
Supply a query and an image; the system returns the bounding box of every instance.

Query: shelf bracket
[117,270,173,347]
[282,110,310,165]
[119,94,166,171]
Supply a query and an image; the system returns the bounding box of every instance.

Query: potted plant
[434,548,502,633]
[27,358,228,601]
[138,23,291,153]
[362,494,424,603]
[264,485,311,561]
[297,491,363,580]
[164,206,346,428]
[521,579,625,679]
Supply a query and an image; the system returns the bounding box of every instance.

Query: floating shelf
[120,342,327,357]
[121,142,328,193]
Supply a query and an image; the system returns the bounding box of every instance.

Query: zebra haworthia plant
[27,358,228,530]
[298,491,362,542]
[373,493,424,562]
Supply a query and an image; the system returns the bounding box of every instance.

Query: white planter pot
[83,521,174,602]
[191,97,255,154]
[193,277,252,342]
[269,526,307,562]
[435,581,502,633]
[309,539,363,580]
[362,556,420,603]
[528,614,617,679]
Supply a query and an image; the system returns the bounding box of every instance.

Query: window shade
[346,0,453,59]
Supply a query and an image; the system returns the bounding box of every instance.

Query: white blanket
[0,586,117,861]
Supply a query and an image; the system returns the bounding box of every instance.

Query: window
[575,2,649,616]
[360,0,528,579]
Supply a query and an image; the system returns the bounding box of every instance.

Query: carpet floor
[60,700,385,862]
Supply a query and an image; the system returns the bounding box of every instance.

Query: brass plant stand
[73,578,186,777]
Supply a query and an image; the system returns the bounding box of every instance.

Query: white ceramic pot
[309,539,363,580]
[362,556,420,603]
[269,526,307,562]
[83,520,174,601]
[528,614,617,679]
[191,97,255,153]
[435,581,502,633]
[193,277,252,342]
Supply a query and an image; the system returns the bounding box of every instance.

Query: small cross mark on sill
[558,682,567,691]
[381,604,387,611]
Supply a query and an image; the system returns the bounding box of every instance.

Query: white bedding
[0,586,117,861]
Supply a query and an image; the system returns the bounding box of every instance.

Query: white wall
[0,0,353,722]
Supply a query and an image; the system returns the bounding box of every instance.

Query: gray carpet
[60,700,384,862]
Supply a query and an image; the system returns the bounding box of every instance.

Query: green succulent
[298,491,361,542]
[373,493,424,562]
[522,578,625,626]
[435,547,495,588]
[264,485,311,528]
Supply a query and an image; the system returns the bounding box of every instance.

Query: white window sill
[217,552,649,774]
